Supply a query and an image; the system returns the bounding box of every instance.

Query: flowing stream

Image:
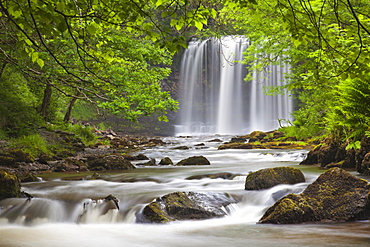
[1,135,369,247]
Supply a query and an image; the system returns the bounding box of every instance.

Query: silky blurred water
[0,135,369,247]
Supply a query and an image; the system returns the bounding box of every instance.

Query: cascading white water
[176,36,293,136]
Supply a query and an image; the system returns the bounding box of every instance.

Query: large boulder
[0,170,21,200]
[259,168,370,224]
[175,156,210,166]
[300,140,356,169]
[86,154,136,171]
[245,167,305,190]
[139,191,238,223]
[357,135,370,175]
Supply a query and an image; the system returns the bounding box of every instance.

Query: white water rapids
[0,136,369,247]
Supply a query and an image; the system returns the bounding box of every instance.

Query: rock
[139,191,238,223]
[86,172,102,180]
[172,146,190,150]
[0,170,21,200]
[247,131,267,142]
[259,168,370,224]
[159,157,173,165]
[186,172,236,180]
[0,148,34,167]
[300,140,355,169]
[245,167,305,190]
[175,156,210,166]
[359,152,370,175]
[357,135,370,175]
[206,138,223,142]
[137,158,157,166]
[229,137,247,143]
[123,153,149,161]
[86,154,136,171]
[149,139,166,145]
[18,172,40,183]
[218,143,259,150]
[121,177,161,183]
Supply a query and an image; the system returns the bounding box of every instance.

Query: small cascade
[176,36,293,135]
[0,196,125,225]
[0,198,76,225]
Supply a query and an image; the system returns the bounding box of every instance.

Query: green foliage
[0,0,217,132]
[0,65,43,137]
[46,123,97,146]
[8,134,50,158]
[346,141,361,150]
[221,0,370,142]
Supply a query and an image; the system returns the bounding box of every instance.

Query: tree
[0,0,217,125]
[221,0,370,142]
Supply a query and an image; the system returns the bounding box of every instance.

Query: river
[0,135,369,247]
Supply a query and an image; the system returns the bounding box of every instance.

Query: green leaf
[36,58,44,68]
[194,21,203,30]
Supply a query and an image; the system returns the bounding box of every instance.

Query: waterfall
[175,36,293,136]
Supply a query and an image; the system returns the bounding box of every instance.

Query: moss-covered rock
[300,140,356,169]
[139,191,238,223]
[159,157,173,165]
[0,148,34,167]
[19,172,39,183]
[86,154,136,170]
[175,156,210,166]
[0,170,21,200]
[259,168,370,224]
[245,167,305,190]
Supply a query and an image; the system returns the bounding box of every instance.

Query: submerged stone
[186,172,236,180]
[259,168,370,224]
[245,167,305,190]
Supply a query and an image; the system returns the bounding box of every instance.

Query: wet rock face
[175,156,210,166]
[245,167,305,190]
[259,168,370,224]
[139,191,238,223]
[0,170,21,200]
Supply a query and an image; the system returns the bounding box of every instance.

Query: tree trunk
[64,97,78,123]
[40,83,52,121]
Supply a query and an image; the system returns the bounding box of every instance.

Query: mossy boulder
[86,154,136,171]
[245,167,305,190]
[357,135,370,175]
[139,191,238,223]
[159,157,173,165]
[175,156,210,166]
[19,172,39,183]
[259,168,370,224]
[0,170,21,200]
[0,148,34,167]
[300,140,356,169]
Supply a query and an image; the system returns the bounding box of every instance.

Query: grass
[8,134,51,158]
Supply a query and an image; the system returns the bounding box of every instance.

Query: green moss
[0,170,21,200]
[143,201,173,223]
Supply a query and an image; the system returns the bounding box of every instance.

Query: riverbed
[0,135,369,247]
